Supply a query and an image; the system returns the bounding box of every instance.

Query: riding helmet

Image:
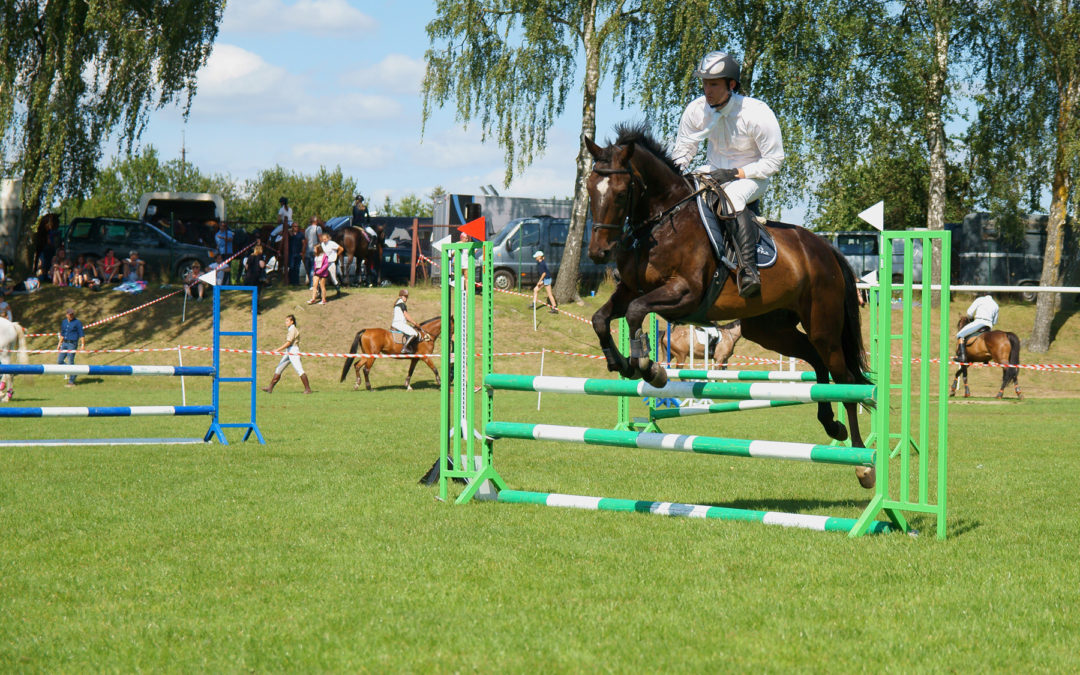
[693,51,741,89]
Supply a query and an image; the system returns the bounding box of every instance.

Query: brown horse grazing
[585,123,874,488]
[659,321,742,368]
[339,316,441,391]
[951,315,1022,399]
[333,226,382,287]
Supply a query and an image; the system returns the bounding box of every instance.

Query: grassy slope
[2,282,1079,671]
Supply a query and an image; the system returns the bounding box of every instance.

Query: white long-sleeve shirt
[671,93,785,179]
[966,295,999,325]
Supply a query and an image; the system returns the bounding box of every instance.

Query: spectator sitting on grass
[123,250,145,282]
[183,261,206,300]
[50,248,69,286]
[98,249,120,283]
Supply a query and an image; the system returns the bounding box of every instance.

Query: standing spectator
[319,231,341,292]
[50,248,70,286]
[209,252,228,286]
[98,249,120,283]
[530,250,558,313]
[287,222,305,286]
[57,308,85,387]
[308,245,329,305]
[303,215,322,287]
[214,222,234,285]
[243,245,266,313]
[351,195,370,228]
[34,215,59,278]
[123,250,145,282]
[262,314,312,394]
[277,197,293,228]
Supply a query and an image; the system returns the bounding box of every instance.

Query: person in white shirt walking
[319,231,342,292]
[956,293,999,363]
[670,51,785,298]
[263,314,312,394]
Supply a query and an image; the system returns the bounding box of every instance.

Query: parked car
[378,245,413,285]
[489,215,612,291]
[62,217,213,280]
[819,230,923,281]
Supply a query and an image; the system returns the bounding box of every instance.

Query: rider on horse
[956,293,999,363]
[671,51,785,298]
[392,288,421,354]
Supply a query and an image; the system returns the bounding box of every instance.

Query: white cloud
[290,142,394,168]
[340,54,426,95]
[189,45,400,124]
[222,0,376,36]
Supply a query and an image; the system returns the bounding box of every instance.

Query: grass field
[2,282,1079,670]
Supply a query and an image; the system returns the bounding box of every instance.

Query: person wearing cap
[57,308,85,386]
[670,50,785,298]
[530,250,558,314]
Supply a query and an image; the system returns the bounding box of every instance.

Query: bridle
[590,166,637,234]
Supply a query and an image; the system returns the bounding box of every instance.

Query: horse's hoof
[949,390,956,397]
[995,392,1003,399]
[353,384,359,391]
[826,421,848,442]
[645,364,668,388]
[856,466,876,489]
[406,385,413,391]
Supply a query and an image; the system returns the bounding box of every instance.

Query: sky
[136,0,631,217]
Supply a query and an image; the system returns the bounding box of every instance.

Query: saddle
[693,176,777,271]
[962,326,990,345]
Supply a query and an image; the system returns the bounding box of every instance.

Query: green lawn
[2,369,1078,671]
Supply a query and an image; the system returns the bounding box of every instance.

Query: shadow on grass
[707,496,874,513]
[1048,304,1080,343]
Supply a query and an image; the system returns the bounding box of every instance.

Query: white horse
[0,317,29,401]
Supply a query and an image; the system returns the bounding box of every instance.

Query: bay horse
[0,317,29,401]
[585,123,874,488]
[659,321,742,368]
[333,226,382,287]
[339,316,441,391]
[950,315,1022,399]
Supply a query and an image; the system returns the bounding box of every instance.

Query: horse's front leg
[591,283,635,378]
[624,281,697,388]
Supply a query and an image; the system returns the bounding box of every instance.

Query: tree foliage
[0,0,225,266]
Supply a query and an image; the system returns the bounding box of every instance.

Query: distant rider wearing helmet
[671,51,785,298]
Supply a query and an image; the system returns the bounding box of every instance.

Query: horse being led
[333,226,383,287]
[950,315,1022,399]
[339,316,441,391]
[0,317,29,401]
[660,321,742,368]
[585,123,874,487]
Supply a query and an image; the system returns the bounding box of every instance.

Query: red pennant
[458,216,486,242]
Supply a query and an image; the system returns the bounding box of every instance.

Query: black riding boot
[958,339,967,364]
[402,335,418,355]
[734,210,761,298]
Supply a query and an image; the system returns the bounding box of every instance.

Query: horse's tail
[831,247,873,388]
[340,330,365,382]
[15,323,27,364]
[1006,332,1022,385]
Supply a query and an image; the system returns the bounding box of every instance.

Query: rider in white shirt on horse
[671,51,785,298]
[956,293,999,363]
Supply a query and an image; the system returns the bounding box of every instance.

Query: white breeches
[393,321,418,338]
[274,346,305,375]
[718,177,769,212]
[956,319,992,340]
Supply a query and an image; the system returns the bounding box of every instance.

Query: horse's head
[584,136,638,264]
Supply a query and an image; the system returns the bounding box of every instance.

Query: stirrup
[737,267,761,298]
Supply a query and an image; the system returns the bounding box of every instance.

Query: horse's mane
[606,122,681,176]
[419,315,441,326]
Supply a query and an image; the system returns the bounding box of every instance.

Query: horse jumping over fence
[0,318,28,401]
[339,316,442,391]
[660,321,741,368]
[951,315,1022,399]
[584,123,873,487]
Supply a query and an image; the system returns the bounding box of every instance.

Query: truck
[138,191,225,226]
[432,193,572,242]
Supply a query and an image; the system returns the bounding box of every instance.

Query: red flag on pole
[458,216,486,242]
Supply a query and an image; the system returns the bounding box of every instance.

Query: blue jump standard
[0,364,215,376]
[0,406,215,418]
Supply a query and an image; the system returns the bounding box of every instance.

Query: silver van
[489,215,612,291]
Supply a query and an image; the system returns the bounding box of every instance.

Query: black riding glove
[709,168,739,183]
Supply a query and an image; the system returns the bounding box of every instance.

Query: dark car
[379,245,412,285]
[62,217,213,280]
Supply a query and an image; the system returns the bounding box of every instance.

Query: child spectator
[123,250,145,282]
[50,249,69,286]
[183,261,206,300]
[98,249,120,283]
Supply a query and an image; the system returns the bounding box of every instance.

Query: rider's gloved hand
[709,168,739,183]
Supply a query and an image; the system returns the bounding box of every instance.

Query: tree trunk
[1027,72,1077,352]
[925,7,950,308]
[553,0,599,306]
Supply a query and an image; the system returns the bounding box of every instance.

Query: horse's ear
[583,136,603,160]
